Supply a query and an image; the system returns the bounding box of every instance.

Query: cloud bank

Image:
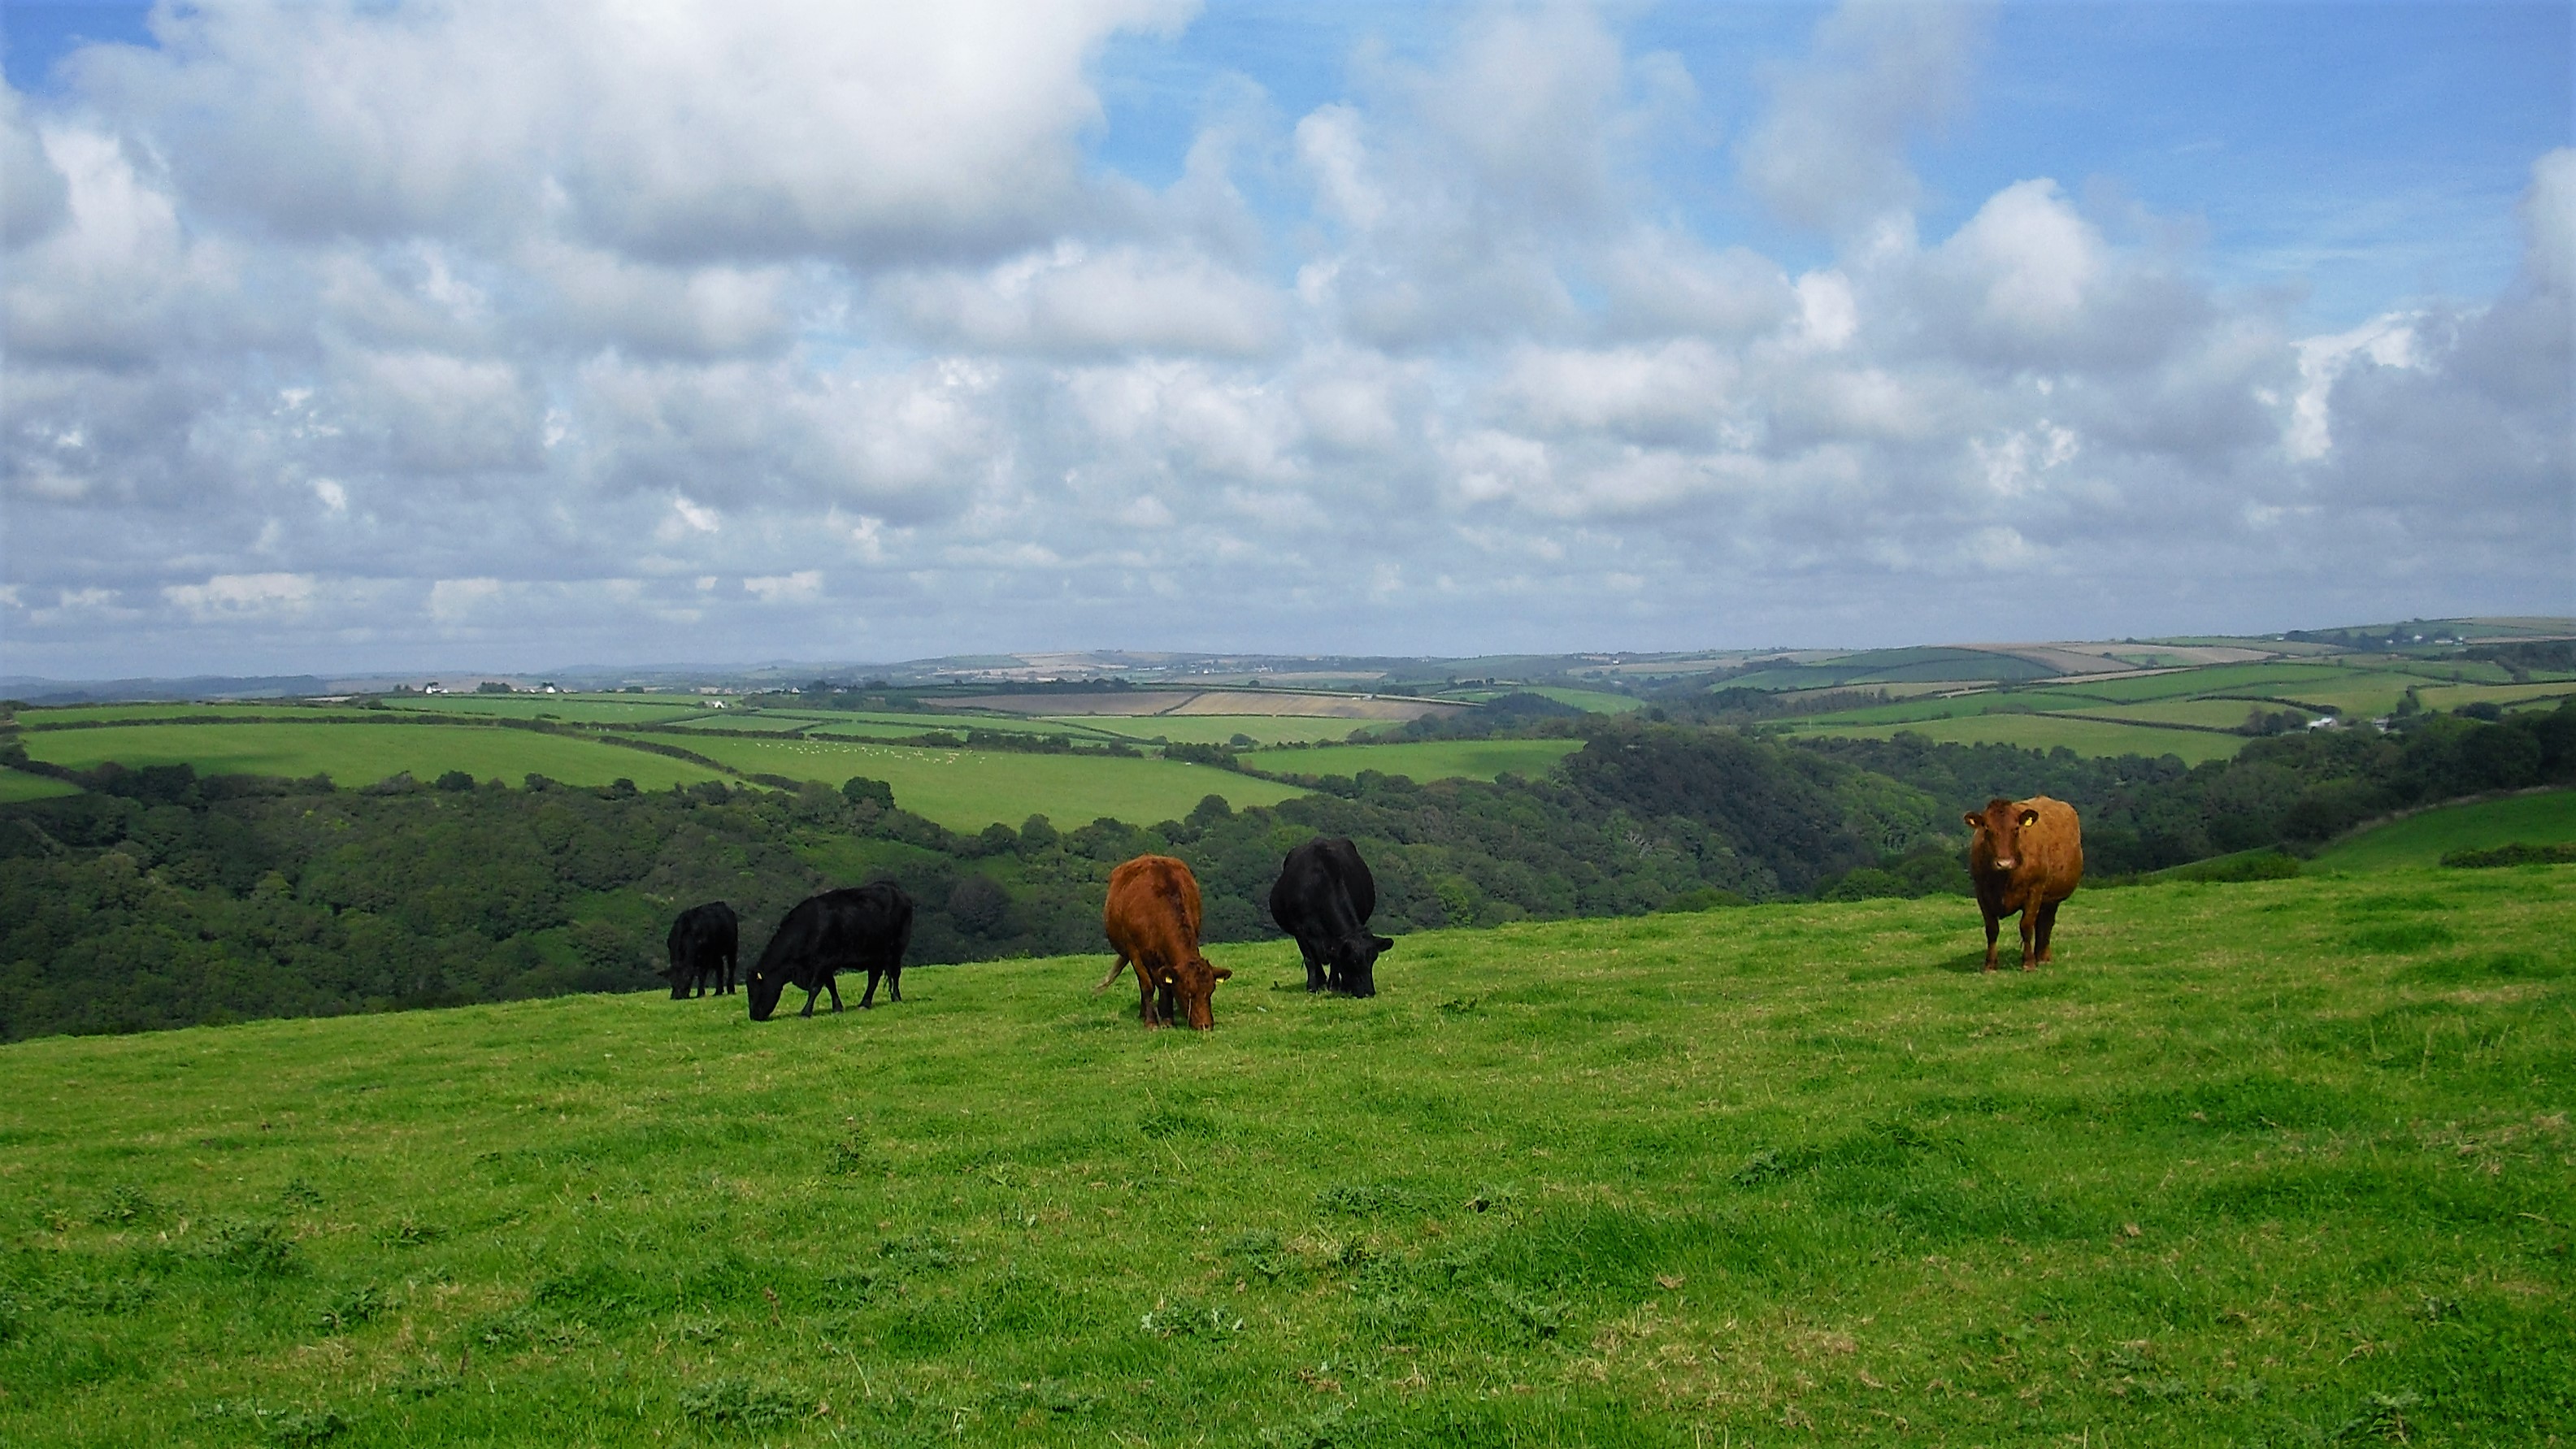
[3,1,2567,675]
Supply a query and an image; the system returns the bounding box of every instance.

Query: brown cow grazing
[1964,796,2083,971]
[1094,854,1232,1030]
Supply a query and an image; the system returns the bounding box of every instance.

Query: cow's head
[1163,954,1233,1030]
[664,959,697,1000]
[1963,797,2040,871]
[745,964,787,1022]
[1331,934,1396,998]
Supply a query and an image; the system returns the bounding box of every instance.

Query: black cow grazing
[665,901,740,999]
[746,883,914,1022]
[1269,837,1395,997]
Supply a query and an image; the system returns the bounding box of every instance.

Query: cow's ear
[1373,936,1395,953]
[1212,965,1232,980]
[1159,970,1177,985]
[1962,811,1983,828]
[2018,809,2039,828]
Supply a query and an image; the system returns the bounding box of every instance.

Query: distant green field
[1262,738,1586,782]
[2311,789,2576,872]
[4,870,2567,1446]
[1781,711,2246,763]
[384,695,715,724]
[2069,697,2304,730]
[1779,693,2016,727]
[2018,661,2343,705]
[1053,714,1385,746]
[0,767,82,803]
[794,709,1094,740]
[616,732,1303,828]
[15,721,724,791]
[648,711,821,733]
[1522,687,1644,713]
[15,703,348,725]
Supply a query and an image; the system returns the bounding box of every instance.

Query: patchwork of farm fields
[1779,655,2576,759]
[3,866,2567,1446]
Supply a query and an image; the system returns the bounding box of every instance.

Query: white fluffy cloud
[2,2,2565,676]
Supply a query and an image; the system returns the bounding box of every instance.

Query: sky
[2,0,2569,678]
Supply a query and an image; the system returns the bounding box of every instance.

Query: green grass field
[1523,688,1645,714]
[10,704,350,726]
[3,869,2566,1446]
[0,767,83,803]
[1778,712,2247,764]
[2311,789,2576,872]
[2069,698,2310,730]
[14,722,726,792]
[1051,715,1388,747]
[620,732,1304,828]
[381,696,716,724]
[1263,738,1587,783]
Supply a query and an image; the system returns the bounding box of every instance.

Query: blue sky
[2,1,2568,675]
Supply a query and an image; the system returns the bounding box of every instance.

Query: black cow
[1269,837,1394,997]
[747,883,914,1022]
[665,901,739,999]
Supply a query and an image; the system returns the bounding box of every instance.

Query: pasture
[1776,712,2248,765]
[2,867,2566,1446]
[630,733,1304,829]
[2311,789,2576,872]
[10,721,725,792]
[1052,715,1388,747]
[0,768,81,803]
[1266,738,1588,783]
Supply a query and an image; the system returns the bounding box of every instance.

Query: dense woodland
[2,701,2569,1042]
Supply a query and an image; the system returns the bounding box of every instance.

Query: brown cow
[1093,855,1232,1030]
[1964,796,2083,971]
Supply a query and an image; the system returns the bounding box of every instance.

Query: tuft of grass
[1,866,2569,1445]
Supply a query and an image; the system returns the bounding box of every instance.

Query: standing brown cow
[1094,855,1232,1030]
[1964,796,2083,971]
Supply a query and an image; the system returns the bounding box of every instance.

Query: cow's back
[2018,796,2084,901]
[1106,854,1201,961]
[1272,836,1373,933]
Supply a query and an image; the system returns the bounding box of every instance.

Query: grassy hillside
[4,868,2567,1447]
[1778,712,2248,764]
[625,733,1304,828]
[14,721,726,792]
[0,768,80,804]
[1268,738,1587,783]
[2312,789,2576,872]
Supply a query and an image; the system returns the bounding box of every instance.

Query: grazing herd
[669,796,2087,1028]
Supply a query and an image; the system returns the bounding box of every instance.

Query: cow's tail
[1092,957,1131,994]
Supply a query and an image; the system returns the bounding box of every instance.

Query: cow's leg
[722,953,736,994]
[2017,909,2037,971]
[1136,969,1160,1028]
[1301,942,1327,993]
[799,982,822,1017]
[1156,976,1178,1026]
[825,974,845,1013]
[884,965,901,1003]
[1981,908,2000,971]
[2035,898,2062,963]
